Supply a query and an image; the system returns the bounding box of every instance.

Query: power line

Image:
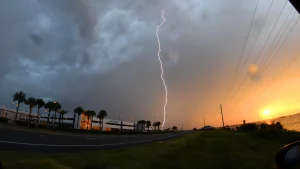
[230,5,294,101]
[260,9,296,72]
[236,0,275,77]
[258,20,300,98]
[239,4,292,99]
[259,42,300,99]
[240,44,300,120]
[261,13,298,76]
[223,0,259,103]
[227,0,278,101]
[253,1,290,64]
[259,9,295,72]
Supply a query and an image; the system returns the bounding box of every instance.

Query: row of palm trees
[74,107,108,130]
[153,121,162,130]
[13,91,170,132]
[164,126,178,131]
[137,120,162,131]
[13,91,68,126]
[13,91,108,130]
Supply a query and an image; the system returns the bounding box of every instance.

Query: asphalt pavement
[0,125,188,152]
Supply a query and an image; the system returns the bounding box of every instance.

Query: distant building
[0,107,74,126]
[76,114,138,131]
[0,107,38,122]
[0,106,150,132]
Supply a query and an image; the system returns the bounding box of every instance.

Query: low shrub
[259,122,284,131]
[237,122,285,132]
[237,123,258,131]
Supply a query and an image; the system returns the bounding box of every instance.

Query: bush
[0,117,8,124]
[275,122,284,130]
[259,123,269,130]
[237,122,285,132]
[237,123,258,131]
[259,122,284,131]
[193,128,197,131]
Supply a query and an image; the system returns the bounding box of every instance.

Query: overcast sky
[1,0,300,129]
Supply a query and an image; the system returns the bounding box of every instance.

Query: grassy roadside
[0,130,293,169]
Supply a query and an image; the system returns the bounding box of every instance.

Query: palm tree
[74,107,84,129]
[137,120,146,125]
[99,110,107,131]
[52,102,61,126]
[146,121,151,131]
[172,126,178,131]
[85,110,96,130]
[90,110,96,130]
[45,101,54,126]
[24,97,37,124]
[96,113,101,131]
[97,110,107,131]
[137,120,147,131]
[153,122,157,130]
[59,110,68,127]
[13,91,26,122]
[156,121,161,131]
[36,98,45,124]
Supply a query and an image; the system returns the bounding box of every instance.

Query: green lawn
[0,130,293,169]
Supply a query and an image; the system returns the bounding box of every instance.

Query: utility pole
[220,104,225,127]
[204,117,205,126]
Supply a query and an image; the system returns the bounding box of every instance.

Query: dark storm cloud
[0,0,298,128]
[30,34,43,46]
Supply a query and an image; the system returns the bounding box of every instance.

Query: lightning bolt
[156,10,167,128]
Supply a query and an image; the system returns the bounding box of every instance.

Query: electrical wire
[261,13,298,76]
[227,0,279,101]
[223,0,259,103]
[237,0,275,77]
[253,1,290,64]
[238,3,293,99]
[259,38,300,98]
[232,11,296,100]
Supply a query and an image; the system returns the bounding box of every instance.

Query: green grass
[0,130,296,169]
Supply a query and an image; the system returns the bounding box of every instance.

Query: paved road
[0,126,188,152]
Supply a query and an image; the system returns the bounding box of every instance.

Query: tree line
[13,91,174,132]
[13,91,107,130]
[137,120,178,131]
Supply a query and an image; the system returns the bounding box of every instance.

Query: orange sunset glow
[1,0,300,130]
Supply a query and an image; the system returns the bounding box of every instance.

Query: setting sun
[263,110,270,116]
